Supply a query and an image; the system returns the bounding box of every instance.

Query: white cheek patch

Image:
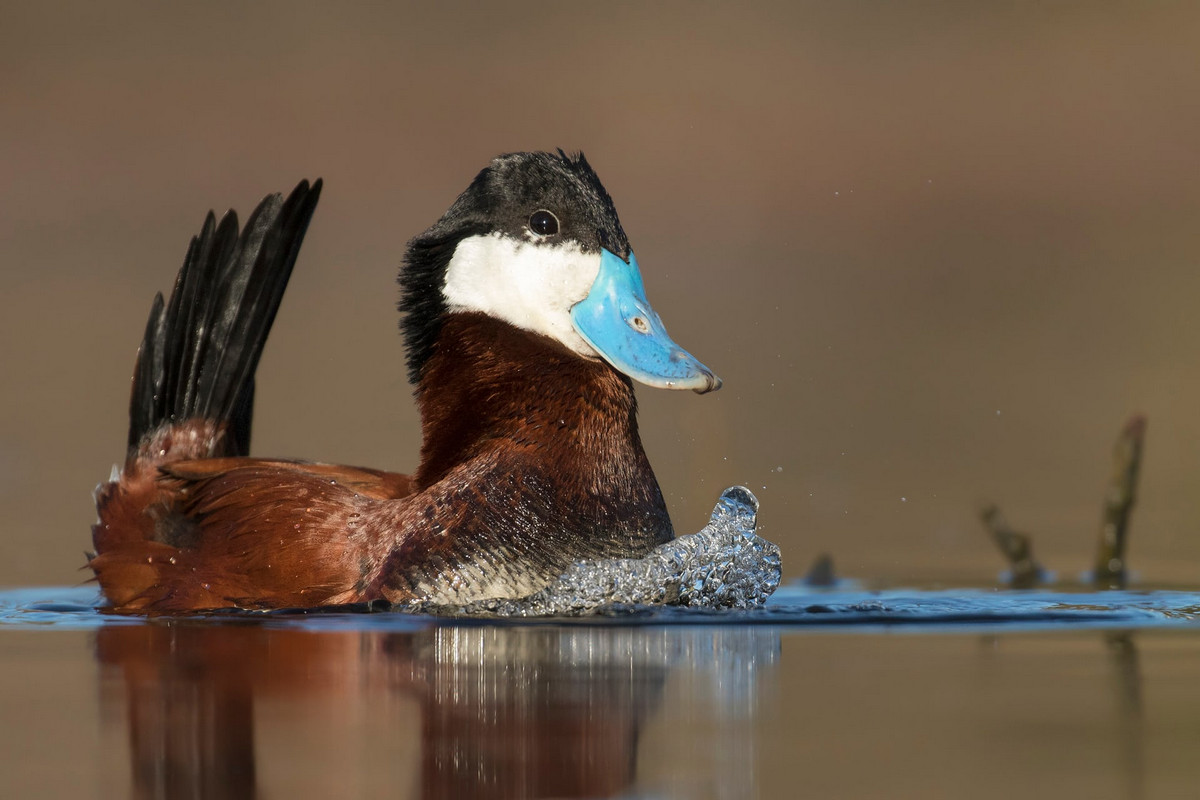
[441,233,602,358]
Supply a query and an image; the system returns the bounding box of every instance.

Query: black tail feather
[127,179,323,454]
[129,291,167,450]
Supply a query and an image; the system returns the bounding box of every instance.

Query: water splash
[403,486,783,617]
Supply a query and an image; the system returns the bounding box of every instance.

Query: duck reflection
[94,620,779,799]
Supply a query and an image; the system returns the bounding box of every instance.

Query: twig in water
[979,503,1045,588]
[1092,415,1147,589]
[802,553,837,588]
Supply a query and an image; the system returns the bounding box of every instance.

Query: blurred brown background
[2,2,1199,587]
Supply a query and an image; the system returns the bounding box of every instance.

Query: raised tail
[127,179,322,459]
[91,180,322,609]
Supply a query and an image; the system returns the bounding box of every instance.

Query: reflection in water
[1106,632,1144,800]
[94,621,780,799]
[977,630,1147,800]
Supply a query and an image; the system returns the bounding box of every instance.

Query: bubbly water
[402,485,783,617]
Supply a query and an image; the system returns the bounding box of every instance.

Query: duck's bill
[570,249,722,394]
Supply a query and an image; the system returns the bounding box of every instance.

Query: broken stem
[979,503,1044,588]
[1093,415,1146,589]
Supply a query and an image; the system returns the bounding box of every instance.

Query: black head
[398,151,630,386]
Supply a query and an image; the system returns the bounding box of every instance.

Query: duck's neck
[413,312,673,553]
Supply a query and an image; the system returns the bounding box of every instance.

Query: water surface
[2,585,1199,799]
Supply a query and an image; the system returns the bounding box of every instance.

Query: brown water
[3,605,1200,799]
[5,2,1200,587]
[3,586,1200,799]
[4,3,1200,798]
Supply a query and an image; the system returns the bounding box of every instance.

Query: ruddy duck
[90,152,720,614]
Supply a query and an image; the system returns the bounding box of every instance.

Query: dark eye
[529,210,559,237]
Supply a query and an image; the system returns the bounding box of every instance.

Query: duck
[89,151,721,614]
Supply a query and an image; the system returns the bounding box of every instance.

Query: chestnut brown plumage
[90,154,685,614]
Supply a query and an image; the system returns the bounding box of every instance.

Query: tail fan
[127,179,322,456]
